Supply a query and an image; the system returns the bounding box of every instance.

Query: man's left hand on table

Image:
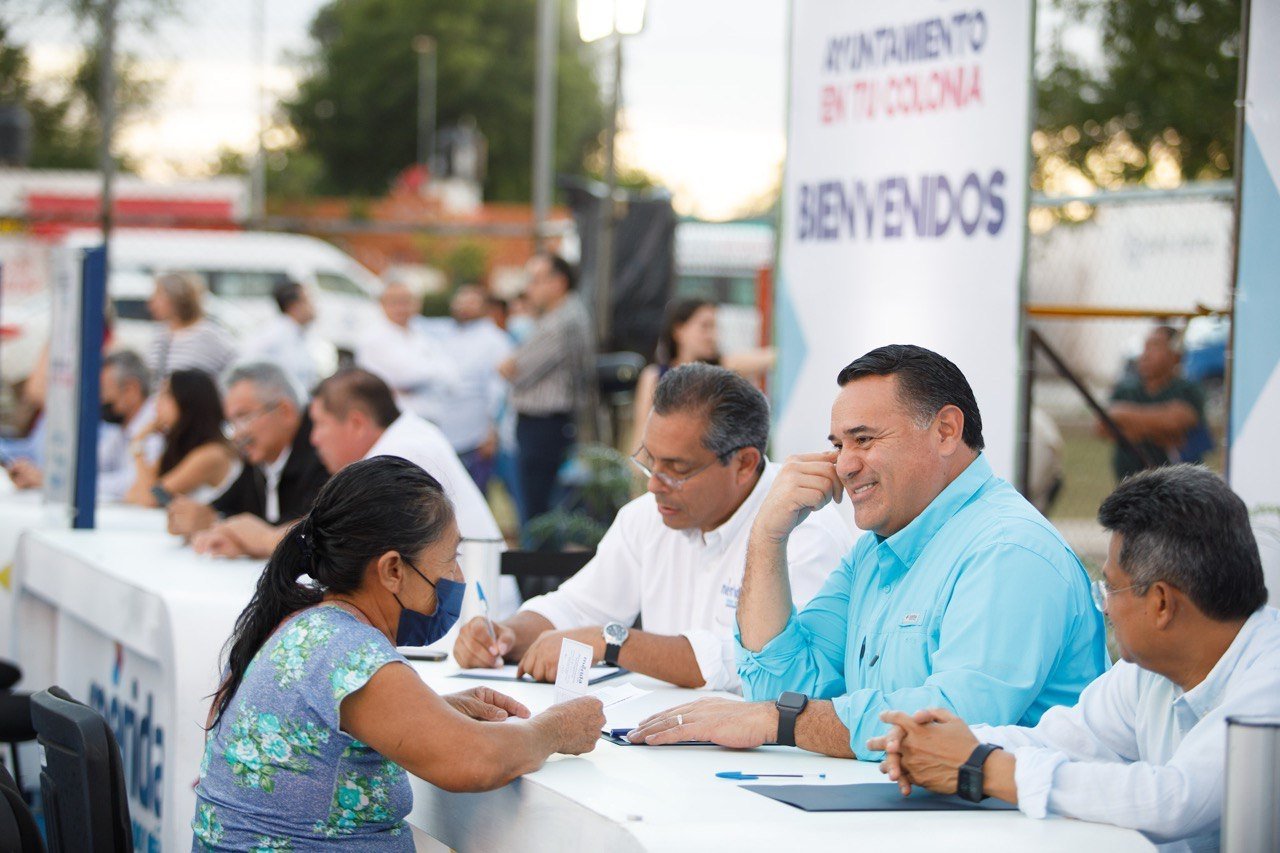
[627,697,776,748]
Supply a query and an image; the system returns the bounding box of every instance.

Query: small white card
[553,638,594,704]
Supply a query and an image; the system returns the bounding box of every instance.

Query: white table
[1,506,504,853]
[10,525,264,853]
[405,664,1155,853]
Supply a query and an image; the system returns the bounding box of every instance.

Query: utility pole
[98,0,118,240]
[251,0,267,224]
[414,35,437,176]
[532,0,559,249]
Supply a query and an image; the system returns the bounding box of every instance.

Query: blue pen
[716,771,827,781]
[476,581,499,649]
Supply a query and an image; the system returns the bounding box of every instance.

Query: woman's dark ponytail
[210,521,322,725]
[209,456,453,727]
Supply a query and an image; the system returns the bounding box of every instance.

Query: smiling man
[630,345,1106,753]
[452,363,852,689]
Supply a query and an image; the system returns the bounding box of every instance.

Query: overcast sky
[10,1,1092,220]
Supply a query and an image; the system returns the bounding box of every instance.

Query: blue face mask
[394,554,466,646]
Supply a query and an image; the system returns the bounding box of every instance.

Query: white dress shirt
[973,606,1280,852]
[366,412,502,541]
[521,462,854,692]
[355,315,459,427]
[240,316,318,393]
[260,445,291,524]
[97,396,162,501]
[427,318,514,453]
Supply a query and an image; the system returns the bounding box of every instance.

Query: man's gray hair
[222,361,302,408]
[651,362,769,473]
[102,350,151,397]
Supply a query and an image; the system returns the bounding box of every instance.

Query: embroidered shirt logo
[899,612,923,627]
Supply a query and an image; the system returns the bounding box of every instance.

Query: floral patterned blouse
[192,604,413,851]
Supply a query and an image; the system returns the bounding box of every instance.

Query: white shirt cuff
[1011,746,1069,819]
[683,629,739,693]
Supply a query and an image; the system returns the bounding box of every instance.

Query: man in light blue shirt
[628,345,1107,757]
[873,465,1277,852]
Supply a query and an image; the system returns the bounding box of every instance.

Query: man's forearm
[982,750,1019,805]
[502,610,557,657]
[614,631,705,689]
[794,699,855,759]
[737,530,794,652]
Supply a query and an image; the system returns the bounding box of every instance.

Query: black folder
[743,783,1019,812]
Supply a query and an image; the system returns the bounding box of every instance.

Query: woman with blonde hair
[146,271,236,380]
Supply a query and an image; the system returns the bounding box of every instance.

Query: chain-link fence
[1023,181,1235,564]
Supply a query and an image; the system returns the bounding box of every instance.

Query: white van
[67,229,384,355]
[2,229,385,390]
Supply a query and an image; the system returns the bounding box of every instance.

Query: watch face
[777,691,807,712]
[603,623,628,644]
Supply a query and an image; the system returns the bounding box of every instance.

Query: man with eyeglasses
[870,465,1278,851]
[629,345,1105,756]
[166,361,329,540]
[453,363,852,689]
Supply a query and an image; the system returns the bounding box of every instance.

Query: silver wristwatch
[602,622,629,666]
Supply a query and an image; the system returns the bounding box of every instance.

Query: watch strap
[603,641,622,666]
[958,743,1002,802]
[775,693,808,747]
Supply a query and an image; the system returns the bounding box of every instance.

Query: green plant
[522,443,631,551]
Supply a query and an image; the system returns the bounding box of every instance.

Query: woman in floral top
[193,456,604,850]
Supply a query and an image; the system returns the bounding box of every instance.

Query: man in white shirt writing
[454,363,852,690]
[871,464,1278,852]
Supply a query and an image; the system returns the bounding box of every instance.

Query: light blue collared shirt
[736,453,1107,758]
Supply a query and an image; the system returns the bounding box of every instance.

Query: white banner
[774,2,1032,480]
[1230,0,1280,600]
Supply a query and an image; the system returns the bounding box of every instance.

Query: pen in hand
[476,581,501,661]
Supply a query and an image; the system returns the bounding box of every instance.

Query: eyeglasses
[228,401,281,434]
[630,447,738,491]
[1091,578,1143,613]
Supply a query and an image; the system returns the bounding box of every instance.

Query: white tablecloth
[10,525,263,852]
[405,663,1156,853]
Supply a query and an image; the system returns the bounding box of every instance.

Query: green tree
[1037,0,1240,187]
[285,0,605,201]
[0,18,159,170]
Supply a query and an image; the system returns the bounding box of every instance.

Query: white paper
[553,638,594,704]
[453,663,622,682]
[592,682,650,709]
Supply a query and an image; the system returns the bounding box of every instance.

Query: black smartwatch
[957,743,1003,802]
[775,691,808,747]
[602,622,628,666]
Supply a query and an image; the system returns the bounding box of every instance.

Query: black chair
[0,761,44,852]
[500,549,595,601]
[0,659,36,796]
[30,687,132,853]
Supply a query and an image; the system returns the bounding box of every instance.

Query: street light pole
[593,31,622,346]
[251,0,267,224]
[414,35,437,175]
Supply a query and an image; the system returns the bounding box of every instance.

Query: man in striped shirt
[497,253,594,525]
